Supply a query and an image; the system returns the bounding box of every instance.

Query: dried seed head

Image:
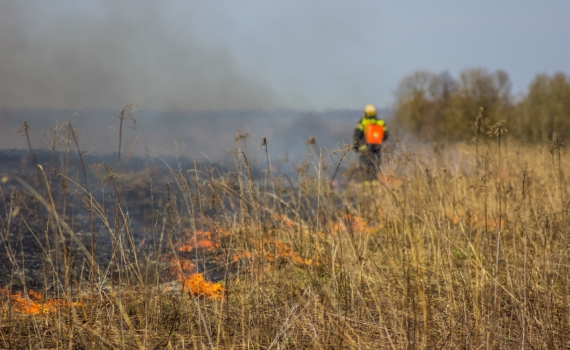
[487,120,508,137]
[234,130,249,143]
[305,135,316,145]
[549,132,565,155]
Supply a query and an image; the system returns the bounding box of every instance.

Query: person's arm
[381,120,388,141]
[353,120,364,150]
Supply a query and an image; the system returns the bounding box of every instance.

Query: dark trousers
[359,150,381,181]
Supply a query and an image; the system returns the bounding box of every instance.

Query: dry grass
[0,120,569,349]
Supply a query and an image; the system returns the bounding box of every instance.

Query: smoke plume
[0,1,276,110]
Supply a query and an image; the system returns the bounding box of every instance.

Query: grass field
[0,121,569,349]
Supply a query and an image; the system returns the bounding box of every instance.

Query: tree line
[392,68,570,143]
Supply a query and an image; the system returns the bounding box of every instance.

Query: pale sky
[1,0,568,110]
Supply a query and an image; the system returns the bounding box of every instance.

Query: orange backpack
[365,124,384,145]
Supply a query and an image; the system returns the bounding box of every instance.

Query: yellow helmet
[363,104,377,117]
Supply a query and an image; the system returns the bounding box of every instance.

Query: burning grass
[0,289,82,316]
[177,229,221,252]
[180,273,223,301]
[0,124,569,348]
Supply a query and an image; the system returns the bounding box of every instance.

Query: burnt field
[0,147,256,291]
[1,130,570,348]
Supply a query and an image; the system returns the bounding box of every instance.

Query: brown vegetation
[0,104,569,348]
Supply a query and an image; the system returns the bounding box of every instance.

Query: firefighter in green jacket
[353,104,388,180]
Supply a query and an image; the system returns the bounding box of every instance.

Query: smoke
[0,1,277,110]
[0,1,390,160]
[0,108,367,161]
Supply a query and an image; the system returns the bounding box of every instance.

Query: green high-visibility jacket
[353,117,388,152]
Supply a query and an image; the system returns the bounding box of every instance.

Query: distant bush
[515,72,570,142]
[393,69,570,143]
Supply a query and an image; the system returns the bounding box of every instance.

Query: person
[353,104,388,181]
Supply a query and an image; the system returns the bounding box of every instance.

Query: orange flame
[178,230,220,252]
[28,289,43,300]
[333,214,375,234]
[180,273,223,301]
[229,240,311,270]
[165,256,196,277]
[231,251,252,262]
[268,241,312,265]
[1,288,82,316]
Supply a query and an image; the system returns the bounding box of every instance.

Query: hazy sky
[1,0,568,110]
